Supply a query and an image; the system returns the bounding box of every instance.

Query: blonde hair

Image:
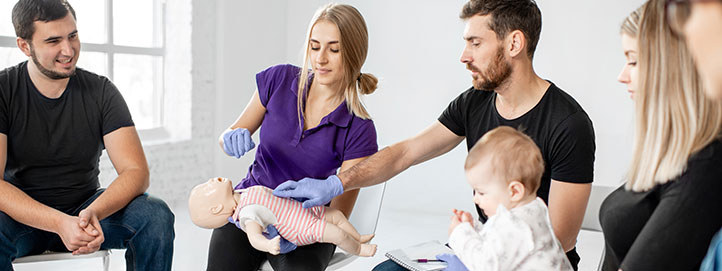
[296,3,378,127]
[465,126,544,194]
[626,0,722,192]
[620,4,644,36]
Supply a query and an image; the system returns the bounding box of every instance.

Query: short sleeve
[548,111,595,183]
[101,79,134,135]
[438,91,468,137]
[256,64,297,107]
[342,119,378,161]
[0,82,9,135]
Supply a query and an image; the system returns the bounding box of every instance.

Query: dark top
[0,61,134,213]
[439,83,595,208]
[599,138,722,271]
[237,64,378,190]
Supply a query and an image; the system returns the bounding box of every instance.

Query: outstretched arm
[274,121,464,207]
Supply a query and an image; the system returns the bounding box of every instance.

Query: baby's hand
[448,209,473,236]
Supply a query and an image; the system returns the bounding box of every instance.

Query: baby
[446,126,572,270]
[188,177,376,256]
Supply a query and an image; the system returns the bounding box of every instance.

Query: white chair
[12,249,111,271]
[259,182,387,271]
[579,184,618,271]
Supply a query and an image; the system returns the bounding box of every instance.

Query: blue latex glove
[272,175,344,208]
[436,253,469,271]
[227,217,297,254]
[222,128,255,158]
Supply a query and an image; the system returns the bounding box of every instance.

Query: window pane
[0,47,27,69]
[114,0,160,48]
[0,1,16,37]
[114,54,162,129]
[73,0,107,44]
[76,51,107,77]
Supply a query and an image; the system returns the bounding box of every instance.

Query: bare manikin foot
[359,234,375,244]
[359,243,377,257]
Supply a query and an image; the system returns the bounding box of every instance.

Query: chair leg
[103,252,110,271]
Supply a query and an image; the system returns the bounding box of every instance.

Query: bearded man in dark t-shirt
[0,1,174,270]
[272,1,595,270]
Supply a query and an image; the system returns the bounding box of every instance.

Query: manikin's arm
[244,220,281,255]
[338,121,464,191]
[547,181,591,252]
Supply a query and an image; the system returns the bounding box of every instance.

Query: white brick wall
[99,0,217,208]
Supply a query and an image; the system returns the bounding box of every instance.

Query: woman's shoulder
[689,137,722,163]
[260,64,302,77]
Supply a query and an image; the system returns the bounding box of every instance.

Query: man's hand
[436,253,469,271]
[55,214,99,252]
[73,208,105,255]
[272,175,344,208]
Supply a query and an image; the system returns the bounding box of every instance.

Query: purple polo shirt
[236,64,378,190]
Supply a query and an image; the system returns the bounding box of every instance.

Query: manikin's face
[460,15,512,91]
[309,20,344,89]
[465,161,512,217]
[188,177,237,228]
[617,34,639,100]
[683,2,722,100]
[19,12,80,80]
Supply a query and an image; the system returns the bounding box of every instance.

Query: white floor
[13,206,605,271]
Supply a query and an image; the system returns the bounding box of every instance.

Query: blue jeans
[0,189,175,271]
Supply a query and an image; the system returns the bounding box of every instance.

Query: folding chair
[12,249,111,271]
[259,182,387,271]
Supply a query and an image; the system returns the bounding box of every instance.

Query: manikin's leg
[323,207,374,243]
[244,221,281,255]
[321,222,377,257]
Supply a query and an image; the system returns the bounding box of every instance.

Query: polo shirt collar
[292,71,354,128]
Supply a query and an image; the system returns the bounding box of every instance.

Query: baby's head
[188,177,238,229]
[464,126,544,217]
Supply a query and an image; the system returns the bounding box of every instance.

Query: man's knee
[127,195,175,239]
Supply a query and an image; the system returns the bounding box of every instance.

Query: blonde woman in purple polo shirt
[206,3,379,271]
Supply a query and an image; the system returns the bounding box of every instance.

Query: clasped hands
[56,208,104,255]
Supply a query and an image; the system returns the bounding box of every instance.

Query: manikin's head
[464,126,544,217]
[458,0,542,90]
[188,177,239,229]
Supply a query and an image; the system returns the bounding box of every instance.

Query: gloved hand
[436,253,469,271]
[226,217,297,254]
[272,175,344,208]
[221,128,255,158]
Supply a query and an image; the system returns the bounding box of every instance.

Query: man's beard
[467,45,512,91]
[30,45,76,80]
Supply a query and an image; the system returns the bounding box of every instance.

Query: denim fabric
[1,189,175,271]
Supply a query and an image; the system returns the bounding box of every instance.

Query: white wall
[215,0,646,216]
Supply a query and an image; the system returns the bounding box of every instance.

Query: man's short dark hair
[12,0,76,41]
[460,0,542,59]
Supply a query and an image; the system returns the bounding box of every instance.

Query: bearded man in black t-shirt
[0,1,174,270]
[272,1,596,270]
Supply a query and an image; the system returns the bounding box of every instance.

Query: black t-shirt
[0,61,134,213]
[599,138,722,271]
[439,83,595,206]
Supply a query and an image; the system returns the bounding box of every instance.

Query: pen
[414,259,443,263]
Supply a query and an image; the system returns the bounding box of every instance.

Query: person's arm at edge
[337,121,464,191]
[330,156,367,218]
[547,180,591,252]
[218,91,266,150]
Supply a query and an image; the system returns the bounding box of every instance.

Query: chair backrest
[347,182,387,235]
[581,184,618,232]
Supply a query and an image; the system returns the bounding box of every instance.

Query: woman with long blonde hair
[600,0,722,270]
[207,3,379,270]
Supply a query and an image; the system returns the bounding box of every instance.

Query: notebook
[384,240,454,271]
